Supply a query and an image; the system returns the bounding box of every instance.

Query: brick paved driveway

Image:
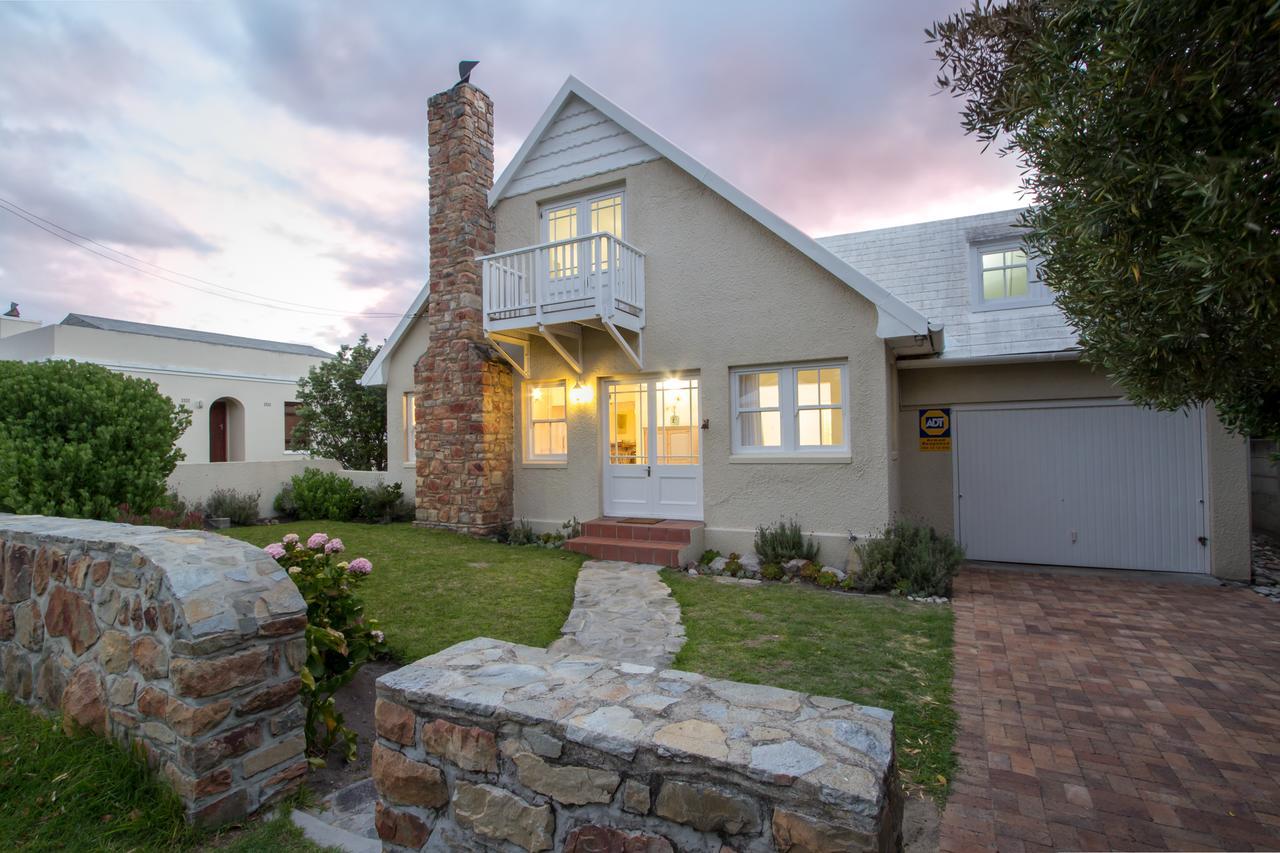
[941,567,1280,852]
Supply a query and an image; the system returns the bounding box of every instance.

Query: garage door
[954,402,1207,573]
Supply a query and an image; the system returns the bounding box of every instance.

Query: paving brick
[939,567,1280,852]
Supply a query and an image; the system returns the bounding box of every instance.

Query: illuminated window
[731,364,847,455]
[284,401,305,452]
[525,381,568,463]
[402,392,416,463]
[541,190,624,277]
[970,241,1050,309]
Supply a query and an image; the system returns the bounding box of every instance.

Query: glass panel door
[603,378,702,520]
[655,378,699,465]
[607,382,648,465]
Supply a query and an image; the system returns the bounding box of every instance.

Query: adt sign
[918,408,951,452]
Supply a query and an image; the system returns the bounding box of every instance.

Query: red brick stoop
[565,518,703,567]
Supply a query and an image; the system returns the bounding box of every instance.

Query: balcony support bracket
[486,333,530,379]
[537,324,583,375]
[603,319,644,371]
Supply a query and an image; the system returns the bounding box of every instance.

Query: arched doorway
[209,397,245,462]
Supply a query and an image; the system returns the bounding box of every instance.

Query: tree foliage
[0,360,191,520]
[929,0,1280,438]
[293,334,388,471]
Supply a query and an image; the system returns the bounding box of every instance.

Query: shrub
[279,468,363,521]
[263,533,388,763]
[798,561,821,582]
[815,569,840,589]
[505,519,538,546]
[116,492,205,530]
[0,360,190,520]
[724,552,743,577]
[849,520,965,597]
[698,549,722,566]
[760,562,784,581]
[357,482,413,523]
[754,518,820,564]
[561,517,582,540]
[203,488,260,526]
[273,483,299,518]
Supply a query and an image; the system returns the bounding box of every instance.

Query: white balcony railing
[481,232,645,333]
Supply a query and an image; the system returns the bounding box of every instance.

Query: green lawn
[224,522,584,662]
[662,571,956,802]
[0,695,330,853]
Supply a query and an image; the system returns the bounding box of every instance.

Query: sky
[0,0,1024,351]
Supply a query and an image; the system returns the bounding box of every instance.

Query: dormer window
[970,240,1051,310]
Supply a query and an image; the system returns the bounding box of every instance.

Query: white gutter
[896,349,1081,369]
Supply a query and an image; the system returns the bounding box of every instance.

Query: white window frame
[730,362,850,459]
[969,240,1051,311]
[539,188,626,243]
[524,379,568,465]
[402,392,416,464]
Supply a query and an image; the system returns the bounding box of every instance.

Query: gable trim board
[491,77,934,343]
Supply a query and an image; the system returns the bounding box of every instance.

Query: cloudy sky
[0,1,1023,351]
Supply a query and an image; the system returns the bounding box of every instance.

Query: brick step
[581,518,702,544]
[564,535,685,567]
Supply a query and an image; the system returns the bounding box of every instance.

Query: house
[362,75,1250,580]
[0,312,330,464]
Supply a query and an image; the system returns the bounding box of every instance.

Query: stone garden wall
[373,637,903,852]
[0,514,308,825]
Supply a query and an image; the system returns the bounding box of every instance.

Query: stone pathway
[548,560,686,668]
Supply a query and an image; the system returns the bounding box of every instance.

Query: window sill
[729,453,851,464]
[402,461,416,468]
[522,460,568,469]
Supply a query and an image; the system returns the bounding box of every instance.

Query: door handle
[646,466,651,477]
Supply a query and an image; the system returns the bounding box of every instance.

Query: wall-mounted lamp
[569,380,593,405]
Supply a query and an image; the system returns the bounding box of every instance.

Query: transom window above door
[541,190,625,277]
[731,363,848,456]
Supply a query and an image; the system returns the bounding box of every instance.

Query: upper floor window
[970,240,1051,310]
[541,190,625,276]
[731,363,848,456]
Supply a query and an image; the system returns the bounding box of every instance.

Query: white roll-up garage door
[953,401,1208,573]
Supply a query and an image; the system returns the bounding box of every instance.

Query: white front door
[603,377,702,520]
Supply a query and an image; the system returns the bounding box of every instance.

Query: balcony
[481,232,645,371]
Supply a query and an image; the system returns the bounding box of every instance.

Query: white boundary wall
[167,458,409,519]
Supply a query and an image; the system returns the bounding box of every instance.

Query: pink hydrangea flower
[306,532,329,549]
[324,538,345,554]
[282,533,300,545]
[371,630,385,643]
[264,543,286,560]
[347,557,373,575]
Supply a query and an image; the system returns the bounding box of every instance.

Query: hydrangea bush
[264,532,388,764]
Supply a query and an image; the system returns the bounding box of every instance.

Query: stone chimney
[413,81,514,535]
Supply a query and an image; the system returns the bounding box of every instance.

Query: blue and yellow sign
[918,408,951,452]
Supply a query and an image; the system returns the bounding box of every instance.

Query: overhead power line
[0,195,410,319]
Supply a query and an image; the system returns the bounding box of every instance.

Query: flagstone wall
[0,515,308,825]
[373,637,903,852]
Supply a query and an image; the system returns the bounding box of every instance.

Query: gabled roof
[360,286,425,385]
[61,314,332,359]
[491,77,933,341]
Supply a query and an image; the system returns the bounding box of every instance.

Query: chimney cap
[458,60,479,85]
[2,302,18,318]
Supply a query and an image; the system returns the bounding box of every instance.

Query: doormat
[619,517,663,525]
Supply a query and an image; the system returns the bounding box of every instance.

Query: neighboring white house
[0,313,330,464]
[364,76,1251,580]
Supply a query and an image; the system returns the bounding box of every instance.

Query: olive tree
[928,0,1280,439]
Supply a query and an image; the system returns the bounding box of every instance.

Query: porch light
[569,380,593,405]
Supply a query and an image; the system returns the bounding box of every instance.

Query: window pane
[823,408,844,446]
[590,195,622,236]
[981,251,1003,270]
[608,384,646,464]
[546,205,577,241]
[1008,264,1029,297]
[1007,249,1027,267]
[739,411,781,447]
[284,401,304,451]
[549,421,567,456]
[983,269,1006,300]
[738,372,779,409]
[820,368,841,405]
[530,386,550,421]
[797,369,819,406]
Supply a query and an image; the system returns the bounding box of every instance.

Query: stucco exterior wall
[895,359,1250,579]
[495,158,895,563]
[0,325,323,464]
[383,320,431,476]
[1252,439,1280,536]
